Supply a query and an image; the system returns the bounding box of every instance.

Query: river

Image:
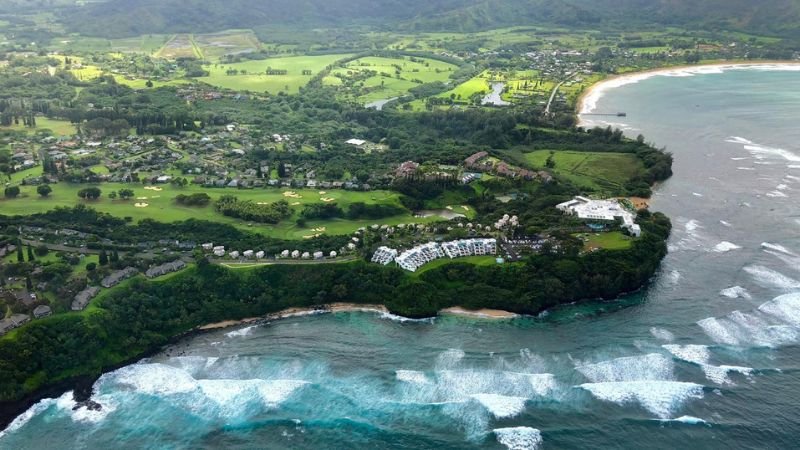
[3,65,800,449]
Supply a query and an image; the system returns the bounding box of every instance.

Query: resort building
[371,246,398,265]
[395,239,497,272]
[556,196,641,237]
[72,286,100,311]
[145,260,187,278]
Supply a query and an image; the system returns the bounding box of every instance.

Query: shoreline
[198,303,519,331]
[575,59,800,120]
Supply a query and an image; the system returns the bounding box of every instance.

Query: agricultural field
[156,34,202,59]
[325,55,458,103]
[49,34,170,54]
[198,54,352,94]
[524,150,644,194]
[0,118,76,137]
[193,30,261,61]
[0,183,443,240]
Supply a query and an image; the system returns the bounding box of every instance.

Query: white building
[281,250,290,258]
[229,251,240,259]
[291,250,301,259]
[256,251,265,259]
[371,246,398,265]
[301,252,311,259]
[243,250,254,259]
[556,196,641,236]
[202,243,214,250]
[313,251,324,259]
[330,251,338,258]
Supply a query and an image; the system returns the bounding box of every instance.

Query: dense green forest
[55,0,800,38]
[0,210,670,403]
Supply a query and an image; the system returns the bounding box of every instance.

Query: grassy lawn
[0,117,76,137]
[413,255,500,275]
[199,54,353,94]
[577,231,634,251]
[0,183,444,239]
[326,55,457,103]
[524,150,644,194]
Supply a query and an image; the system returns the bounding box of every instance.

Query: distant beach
[576,61,800,119]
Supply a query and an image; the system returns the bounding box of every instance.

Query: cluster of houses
[145,260,187,278]
[0,305,52,335]
[372,238,498,272]
[204,243,338,261]
[101,267,139,288]
[463,151,551,183]
[556,196,641,237]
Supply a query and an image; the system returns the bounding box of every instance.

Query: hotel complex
[373,238,498,272]
[556,196,641,237]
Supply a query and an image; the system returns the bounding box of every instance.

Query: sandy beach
[576,60,800,119]
[439,306,519,319]
[196,303,518,330]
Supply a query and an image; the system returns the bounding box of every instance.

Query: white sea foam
[662,344,710,365]
[659,415,708,425]
[650,327,675,342]
[0,397,57,439]
[226,325,257,338]
[766,190,788,198]
[761,242,797,256]
[730,157,748,161]
[727,136,753,145]
[108,363,198,395]
[744,265,800,290]
[379,312,435,323]
[736,167,756,171]
[577,353,673,382]
[720,286,752,299]
[685,219,701,233]
[167,356,220,375]
[197,379,308,411]
[494,427,543,450]
[666,270,681,284]
[436,349,466,369]
[713,241,741,253]
[697,317,741,346]
[579,381,703,419]
[743,143,800,162]
[777,184,790,191]
[470,393,527,418]
[758,293,800,326]
[396,370,432,385]
[692,192,704,198]
[719,220,732,227]
[699,364,754,385]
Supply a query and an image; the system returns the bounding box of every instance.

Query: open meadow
[199,54,352,94]
[524,150,644,194]
[0,182,444,240]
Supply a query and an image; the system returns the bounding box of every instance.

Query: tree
[25,276,32,290]
[78,187,102,200]
[108,191,117,200]
[4,186,20,198]
[35,245,49,257]
[86,262,97,272]
[36,184,52,197]
[118,188,135,199]
[16,244,24,262]
[99,250,108,266]
[27,246,34,261]
[110,250,120,263]
[145,80,154,88]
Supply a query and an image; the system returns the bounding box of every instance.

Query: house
[291,250,301,259]
[101,267,138,288]
[281,250,290,258]
[33,305,52,318]
[243,250,254,259]
[255,251,265,259]
[329,251,337,258]
[145,260,187,278]
[346,138,366,146]
[72,286,101,311]
[395,161,419,178]
[301,252,311,259]
[313,251,324,259]
[229,251,240,259]
[464,151,489,168]
[0,314,30,335]
[202,243,214,250]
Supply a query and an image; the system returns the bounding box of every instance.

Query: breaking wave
[225,325,257,338]
[713,241,741,253]
[720,286,752,299]
[494,426,543,450]
[579,381,703,419]
[744,265,800,290]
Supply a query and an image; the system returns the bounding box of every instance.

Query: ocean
[4,66,800,449]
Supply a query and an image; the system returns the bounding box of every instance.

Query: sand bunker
[283,191,303,199]
[318,191,327,195]
[312,227,327,232]
[302,233,322,239]
[134,203,149,208]
[291,202,301,206]
[144,186,163,191]
[461,205,470,211]
[446,205,454,210]
[136,197,148,200]
[321,197,336,202]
